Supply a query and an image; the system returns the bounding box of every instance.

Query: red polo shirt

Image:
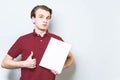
[8,30,63,80]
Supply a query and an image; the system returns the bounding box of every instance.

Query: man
[1,5,74,80]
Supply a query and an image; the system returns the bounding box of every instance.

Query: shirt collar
[32,29,50,37]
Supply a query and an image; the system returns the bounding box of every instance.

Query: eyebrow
[38,14,51,17]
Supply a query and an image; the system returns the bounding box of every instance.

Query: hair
[30,5,52,18]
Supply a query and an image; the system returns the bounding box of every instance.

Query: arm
[1,54,23,69]
[1,51,36,69]
[63,51,74,69]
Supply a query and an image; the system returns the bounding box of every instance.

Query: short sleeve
[8,37,23,58]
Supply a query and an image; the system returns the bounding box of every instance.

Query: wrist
[19,61,26,68]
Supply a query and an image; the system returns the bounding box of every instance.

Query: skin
[1,8,74,75]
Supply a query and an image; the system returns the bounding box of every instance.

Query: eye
[46,16,51,20]
[39,15,44,18]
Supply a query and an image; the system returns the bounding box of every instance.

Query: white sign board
[39,37,71,74]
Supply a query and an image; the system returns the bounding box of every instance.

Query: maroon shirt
[8,30,63,80]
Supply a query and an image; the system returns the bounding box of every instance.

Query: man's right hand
[22,51,36,69]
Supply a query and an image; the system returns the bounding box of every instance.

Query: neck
[35,27,47,37]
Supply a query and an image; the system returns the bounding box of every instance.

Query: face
[32,8,51,31]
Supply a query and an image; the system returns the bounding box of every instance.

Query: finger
[32,58,36,62]
[51,70,58,75]
[30,65,36,69]
[32,62,36,68]
[28,51,33,58]
[32,59,36,64]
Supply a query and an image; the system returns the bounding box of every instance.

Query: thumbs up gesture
[22,51,36,69]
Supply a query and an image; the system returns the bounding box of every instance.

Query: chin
[40,29,47,31]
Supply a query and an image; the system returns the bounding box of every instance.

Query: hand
[51,69,58,75]
[22,51,36,69]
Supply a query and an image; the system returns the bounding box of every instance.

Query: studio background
[0,0,120,80]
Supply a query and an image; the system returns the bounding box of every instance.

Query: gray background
[0,0,120,80]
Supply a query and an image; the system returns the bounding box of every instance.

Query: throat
[35,28,46,37]
[39,31,46,37]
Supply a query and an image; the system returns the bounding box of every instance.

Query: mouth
[42,24,47,27]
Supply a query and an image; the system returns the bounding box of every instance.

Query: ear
[32,17,35,24]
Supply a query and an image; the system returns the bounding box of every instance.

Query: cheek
[47,20,50,24]
[36,19,42,24]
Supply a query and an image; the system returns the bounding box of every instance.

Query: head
[31,5,52,32]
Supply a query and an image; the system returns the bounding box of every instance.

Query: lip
[42,24,47,27]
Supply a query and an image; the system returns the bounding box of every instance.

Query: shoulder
[48,32,64,41]
[16,32,33,42]
[19,32,33,39]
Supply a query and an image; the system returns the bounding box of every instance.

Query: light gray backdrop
[0,0,120,80]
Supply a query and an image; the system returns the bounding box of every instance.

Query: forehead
[35,8,50,16]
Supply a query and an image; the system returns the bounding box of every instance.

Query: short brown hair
[30,5,52,18]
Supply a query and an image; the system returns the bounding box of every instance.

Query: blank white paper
[39,37,72,74]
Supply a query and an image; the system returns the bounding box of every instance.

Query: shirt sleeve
[8,37,22,58]
[51,34,64,42]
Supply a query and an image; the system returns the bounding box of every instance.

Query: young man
[1,5,74,80]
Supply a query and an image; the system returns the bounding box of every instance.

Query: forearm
[1,53,36,69]
[1,55,24,69]
[63,52,74,69]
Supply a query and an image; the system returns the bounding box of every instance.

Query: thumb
[28,51,33,59]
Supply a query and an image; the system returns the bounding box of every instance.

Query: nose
[43,18,47,23]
